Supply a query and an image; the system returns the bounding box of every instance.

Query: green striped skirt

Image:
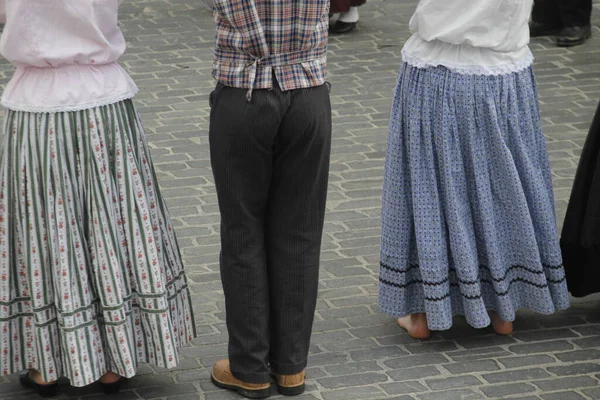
[0,100,196,386]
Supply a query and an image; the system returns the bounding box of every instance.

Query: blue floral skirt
[379,63,570,331]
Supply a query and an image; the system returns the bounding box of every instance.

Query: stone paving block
[445,347,512,362]
[509,340,575,354]
[404,341,458,355]
[498,354,557,369]
[556,349,600,362]
[85,391,144,400]
[321,386,386,400]
[533,376,598,391]
[136,383,198,399]
[480,383,537,398]
[511,328,579,342]
[425,376,482,391]
[317,372,388,389]
[548,363,600,376]
[387,366,443,383]
[380,381,429,396]
[453,334,517,349]
[443,360,500,374]
[322,361,383,376]
[385,354,450,370]
[482,368,551,384]
[571,336,600,349]
[416,389,482,400]
[540,392,588,400]
[582,387,600,399]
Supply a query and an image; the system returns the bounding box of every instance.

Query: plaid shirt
[211,0,329,99]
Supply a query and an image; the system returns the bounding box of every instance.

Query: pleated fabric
[0,100,196,386]
[379,63,570,331]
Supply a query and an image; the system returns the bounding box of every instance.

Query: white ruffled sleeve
[409,0,532,51]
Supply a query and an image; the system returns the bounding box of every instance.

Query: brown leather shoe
[271,371,305,396]
[211,359,272,399]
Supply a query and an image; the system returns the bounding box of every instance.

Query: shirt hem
[401,47,535,76]
[1,89,139,113]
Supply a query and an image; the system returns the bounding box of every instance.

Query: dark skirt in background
[561,101,600,297]
[330,0,366,13]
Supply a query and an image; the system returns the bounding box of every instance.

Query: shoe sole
[556,31,592,47]
[211,373,272,399]
[100,380,122,395]
[19,374,59,398]
[277,382,306,396]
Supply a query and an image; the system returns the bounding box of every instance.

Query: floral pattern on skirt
[0,100,196,386]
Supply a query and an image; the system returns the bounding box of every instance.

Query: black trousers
[532,0,593,27]
[209,81,332,383]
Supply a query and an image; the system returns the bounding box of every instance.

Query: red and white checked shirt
[211,0,329,99]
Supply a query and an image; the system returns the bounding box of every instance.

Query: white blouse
[0,0,138,113]
[403,0,534,75]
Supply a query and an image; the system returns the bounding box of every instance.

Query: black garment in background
[330,0,367,13]
[209,82,332,383]
[561,101,600,298]
[532,0,593,27]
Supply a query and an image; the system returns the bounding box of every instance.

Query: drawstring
[246,56,262,102]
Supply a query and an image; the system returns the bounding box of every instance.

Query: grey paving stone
[385,354,450,370]
[136,383,198,399]
[416,389,482,400]
[443,360,500,374]
[556,349,600,362]
[582,387,600,399]
[404,341,459,355]
[548,363,600,376]
[480,383,537,398]
[509,340,575,355]
[387,366,443,382]
[317,372,388,389]
[321,386,386,400]
[498,355,557,369]
[322,361,384,376]
[540,392,588,400]
[511,328,579,342]
[380,381,429,396]
[482,368,551,384]
[425,376,483,391]
[533,376,598,391]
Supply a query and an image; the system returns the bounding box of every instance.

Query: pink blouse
[0,0,138,112]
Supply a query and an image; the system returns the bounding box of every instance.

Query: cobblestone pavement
[1,1,600,399]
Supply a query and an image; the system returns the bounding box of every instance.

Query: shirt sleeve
[409,0,531,50]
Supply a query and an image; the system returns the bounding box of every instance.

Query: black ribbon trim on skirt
[380,262,565,284]
[379,262,567,302]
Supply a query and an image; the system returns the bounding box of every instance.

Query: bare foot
[490,312,513,335]
[397,313,431,339]
[29,370,57,385]
[99,371,121,384]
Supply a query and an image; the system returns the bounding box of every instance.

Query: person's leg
[266,84,331,393]
[209,83,283,387]
[330,0,365,33]
[530,0,563,37]
[555,0,592,46]
[329,0,350,14]
[559,0,593,26]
